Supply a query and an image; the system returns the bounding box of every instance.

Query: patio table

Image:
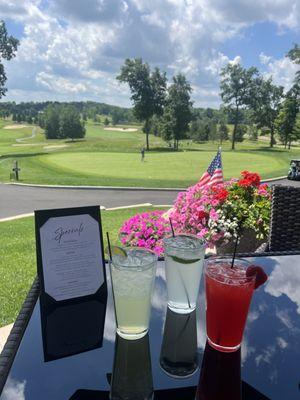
[0,254,299,399]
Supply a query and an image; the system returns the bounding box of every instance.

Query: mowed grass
[1,119,299,187]
[14,148,292,187]
[0,206,160,327]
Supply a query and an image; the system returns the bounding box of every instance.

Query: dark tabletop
[1,255,300,400]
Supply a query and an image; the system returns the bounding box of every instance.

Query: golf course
[0,118,299,187]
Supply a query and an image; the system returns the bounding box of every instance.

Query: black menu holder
[160,308,199,378]
[35,206,107,362]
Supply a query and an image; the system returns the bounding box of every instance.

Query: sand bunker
[12,143,41,147]
[4,124,28,130]
[104,127,138,132]
[43,144,69,150]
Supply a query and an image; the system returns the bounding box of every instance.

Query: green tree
[250,76,283,147]
[292,112,300,143]
[111,108,123,125]
[208,120,217,142]
[44,105,60,139]
[59,106,85,140]
[0,21,19,98]
[235,124,247,142]
[104,117,109,126]
[159,74,192,149]
[248,124,258,141]
[220,63,258,150]
[287,44,300,90]
[149,115,160,136]
[275,96,299,148]
[218,122,229,144]
[117,59,167,149]
[159,106,176,143]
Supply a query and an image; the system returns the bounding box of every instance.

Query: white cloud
[0,0,299,105]
[264,257,300,314]
[1,378,26,400]
[276,336,288,349]
[259,53,299,90]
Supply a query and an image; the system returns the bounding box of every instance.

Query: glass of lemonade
[110,247,157,340]
[205,258,256,352]
[163,234,205,314]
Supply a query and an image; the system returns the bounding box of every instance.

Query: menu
[35,206,107,360]
[35,206,106,302]
[40,214,104,301]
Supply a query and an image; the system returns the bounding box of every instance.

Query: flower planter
[216,228,265,255]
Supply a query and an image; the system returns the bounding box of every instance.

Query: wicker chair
[0,278,40,394]
[258,185,300,253]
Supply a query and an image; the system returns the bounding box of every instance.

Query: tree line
[0,101,138,125]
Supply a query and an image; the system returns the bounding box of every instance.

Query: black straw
[169,218,175,237]
[106,232,112,261]
[231,234,239,269]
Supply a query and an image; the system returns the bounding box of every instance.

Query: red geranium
[214,188,229,202]
[198,210,209,220]
[238,170,261,188]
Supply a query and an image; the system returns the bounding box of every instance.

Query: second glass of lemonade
[110,247,157,340]
[164,234,205,314]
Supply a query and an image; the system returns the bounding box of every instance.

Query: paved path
[0,178,299,220]
[0,184,179,219]
[16,127,37,143]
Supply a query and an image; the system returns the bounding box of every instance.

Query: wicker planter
[216,228,265,255]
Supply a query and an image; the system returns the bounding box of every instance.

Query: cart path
[0,179,299,220]
[0,184,179,219]
[16,127,37,143]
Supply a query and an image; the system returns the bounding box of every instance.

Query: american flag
[198,148,223,186]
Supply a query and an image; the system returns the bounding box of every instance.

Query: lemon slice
[105,245,127,259]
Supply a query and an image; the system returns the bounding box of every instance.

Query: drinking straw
[106,231,112,261]
[231,234,239,269]
[169,218,175,237]
[106,232,118,327]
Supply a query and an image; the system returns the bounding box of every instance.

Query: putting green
[41,150,287,185]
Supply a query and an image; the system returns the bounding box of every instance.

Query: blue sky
[0,0,299,108]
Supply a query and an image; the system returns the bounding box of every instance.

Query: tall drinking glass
[110,247,157,340]
[163,234,205,314]
[205,258,256,352]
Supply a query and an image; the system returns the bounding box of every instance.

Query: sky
[0,0,299,108]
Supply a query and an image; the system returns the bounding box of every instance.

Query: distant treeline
[0,100,254,143]
[0,101,138,125]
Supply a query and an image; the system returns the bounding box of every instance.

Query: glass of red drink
[205,258,256,353]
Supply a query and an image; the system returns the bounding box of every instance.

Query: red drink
[205,259,255,352]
